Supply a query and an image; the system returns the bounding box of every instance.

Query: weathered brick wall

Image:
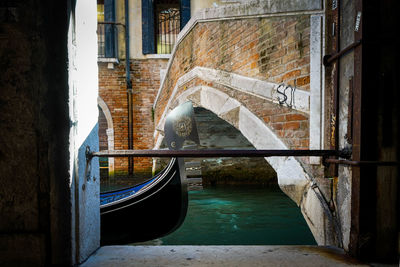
[131,59,169,173]
[98,58,168,177]
[155,15,311,150]
[98,63,128,177]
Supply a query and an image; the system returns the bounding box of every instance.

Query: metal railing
[156,8,180,54]
[87,148,398,168]
[97,21,120,58]
[88,149,344,159]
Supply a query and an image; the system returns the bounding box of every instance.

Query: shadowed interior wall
[0,0,71,265]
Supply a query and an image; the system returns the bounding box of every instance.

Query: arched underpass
[150,3,339,247]
[156,107,278,187]
[154,86,340,247]
[153,106,317,246]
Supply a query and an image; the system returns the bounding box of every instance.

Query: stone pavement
[81,245,370,267]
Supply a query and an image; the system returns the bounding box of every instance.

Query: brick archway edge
[97,96,115,177]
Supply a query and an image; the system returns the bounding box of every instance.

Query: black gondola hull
[100,158,187,245]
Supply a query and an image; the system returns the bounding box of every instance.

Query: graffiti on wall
[276,83,296,108]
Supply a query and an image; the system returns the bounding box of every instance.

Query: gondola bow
[100,101,199,245]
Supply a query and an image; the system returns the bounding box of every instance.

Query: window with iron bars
[142,0,190,55]
[155,4,180,54]
[97,0,118,58]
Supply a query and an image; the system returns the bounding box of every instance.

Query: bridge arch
[154,85,338,246]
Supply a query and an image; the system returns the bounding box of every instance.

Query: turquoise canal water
[154,186,316,245]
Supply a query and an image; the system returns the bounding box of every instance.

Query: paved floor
[80,245,370,266]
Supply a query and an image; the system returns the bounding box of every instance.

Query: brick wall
[155,15,311,150]
[131,59,169,173]
[98,58,168,177]
[98,63,128,177]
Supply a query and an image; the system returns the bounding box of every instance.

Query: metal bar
[325,159,399,166]
[98,21,125,27]
[328,0,341,181]
[90,149,340,158]
[346,77,354,143]
[97,22,120,58]
[124,0,133,175]
[349,0,363,258]
[323,39,362,66]
[167,12,171,53]
[97,23,105,57]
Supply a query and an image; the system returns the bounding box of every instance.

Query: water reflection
[137,186,316,245]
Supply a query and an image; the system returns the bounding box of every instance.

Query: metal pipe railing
[325,158,399,166]
[88,149,342,159]
[323,39,362,66]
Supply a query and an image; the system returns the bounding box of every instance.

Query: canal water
[143,186,316,245]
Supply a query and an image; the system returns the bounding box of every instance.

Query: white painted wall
[69,0,100,264]
[309,14,325,164]
[130,0,142,59]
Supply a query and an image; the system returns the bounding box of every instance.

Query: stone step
[183,144,198,149]
[186,177,202,183]
[186,169,202,176]
[185,161,201,168]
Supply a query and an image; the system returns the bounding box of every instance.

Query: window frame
[142,0,190,55]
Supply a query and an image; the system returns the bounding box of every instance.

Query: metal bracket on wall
[85,146,93,181]
[324,158,399,167]
[323,39,362,66]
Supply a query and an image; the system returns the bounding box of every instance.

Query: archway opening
[98,105,111,187]
[150,107,316,246]
[153,85,335,245]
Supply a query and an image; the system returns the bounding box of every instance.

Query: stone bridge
[152,3,337,246]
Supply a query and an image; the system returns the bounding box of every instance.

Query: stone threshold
[80,245,369,267]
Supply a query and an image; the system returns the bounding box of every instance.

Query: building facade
[0,0,398,265]
[97,0,244,179]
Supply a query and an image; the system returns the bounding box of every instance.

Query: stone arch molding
[97,97,114,177]
[154,86,338,246]
[155,86,311,197]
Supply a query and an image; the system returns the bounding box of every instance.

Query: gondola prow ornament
[99,101,199,245]
[164,101,200,150]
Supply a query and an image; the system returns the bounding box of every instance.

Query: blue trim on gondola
[100,176,157,205]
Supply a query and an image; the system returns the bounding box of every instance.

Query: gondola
[100,101,199,245]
